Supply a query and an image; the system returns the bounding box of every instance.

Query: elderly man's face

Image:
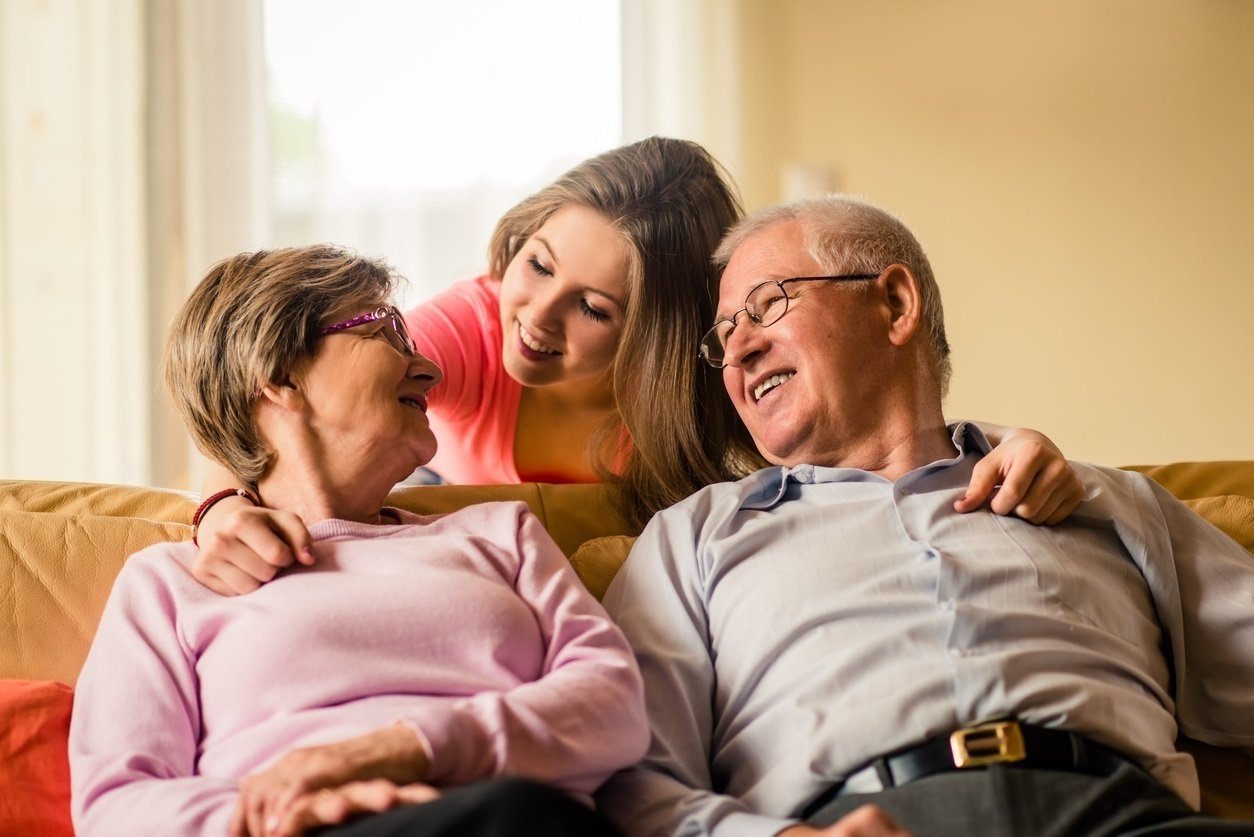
[716,220,891,467]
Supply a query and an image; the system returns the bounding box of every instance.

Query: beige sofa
[2,463,1252,830]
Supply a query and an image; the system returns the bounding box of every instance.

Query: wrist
[364,723,430,784]
[191,487,258,545]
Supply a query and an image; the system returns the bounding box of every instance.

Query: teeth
[519,323,559,354]
[754,373,794,401]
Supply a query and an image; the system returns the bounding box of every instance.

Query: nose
[525,285,565,332]
[407,351,443,389]
[721,318,769,369]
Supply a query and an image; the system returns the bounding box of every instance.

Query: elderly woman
[68,246,647,837]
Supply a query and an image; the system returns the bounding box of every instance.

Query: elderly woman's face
[292,302,442,483]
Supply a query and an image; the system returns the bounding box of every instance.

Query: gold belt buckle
[949,721,1027,768]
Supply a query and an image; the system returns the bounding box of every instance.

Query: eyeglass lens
[700,281,789,366]
[384,309,416,356]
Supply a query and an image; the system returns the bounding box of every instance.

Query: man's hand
[955,428,1083,525]
[193,503,315,595]
[229,724,429,837]
[777,804,910,836]
[266,780,440,837]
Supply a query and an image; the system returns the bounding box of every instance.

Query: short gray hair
[714,195,951,395]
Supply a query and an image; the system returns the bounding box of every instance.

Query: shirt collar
[736,421,992,511]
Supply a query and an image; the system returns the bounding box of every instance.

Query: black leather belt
[800,721,1137,819]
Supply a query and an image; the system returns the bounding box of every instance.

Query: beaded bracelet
[191,488,259,546]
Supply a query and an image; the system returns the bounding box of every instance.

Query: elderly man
[595,197,1254,836]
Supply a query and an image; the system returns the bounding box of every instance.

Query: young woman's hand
[955,426,1084,525]
[230,724,429,837]
[193,499,315,595]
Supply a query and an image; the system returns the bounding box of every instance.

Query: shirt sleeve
[69,550,238,836]
[398,504,649,795]
[404,276,498,424]
[1134,476,1254,750]
[594,502,801,837]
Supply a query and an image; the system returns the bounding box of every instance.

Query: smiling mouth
[518,323,560,356]
[399,396,427,412]
[753,372,794,402]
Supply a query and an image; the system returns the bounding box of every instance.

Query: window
[263,0,623,308]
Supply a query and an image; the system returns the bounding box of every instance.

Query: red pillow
[0,679,74,837]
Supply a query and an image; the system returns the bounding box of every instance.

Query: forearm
[402,624,647,792]
[74,776,237,836]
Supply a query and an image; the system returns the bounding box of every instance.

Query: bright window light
[263,0,623,306]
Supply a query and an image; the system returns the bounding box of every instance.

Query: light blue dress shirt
[597,424,1254,837]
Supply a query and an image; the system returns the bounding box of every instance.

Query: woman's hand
[193,500,315,595]
[266,780,440,837]
[229,724,429,837]
[955,426,1083,525]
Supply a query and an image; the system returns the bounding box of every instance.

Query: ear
[880,264,923,348]
[255,376,306,413]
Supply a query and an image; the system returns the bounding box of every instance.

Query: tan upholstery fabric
[0,510,189,685]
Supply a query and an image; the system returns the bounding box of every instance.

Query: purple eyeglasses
[320,305,416,357]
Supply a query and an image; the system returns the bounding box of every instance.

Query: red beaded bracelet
[191,488,259,546]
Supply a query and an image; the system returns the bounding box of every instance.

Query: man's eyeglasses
[321,305,416,357]
[698,274,880,368]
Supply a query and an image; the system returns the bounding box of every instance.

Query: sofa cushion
[0,510,190,684]
[0,679,74,837]
[570,535,638,600]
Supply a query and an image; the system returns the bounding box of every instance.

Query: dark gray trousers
[809,762,1254,836]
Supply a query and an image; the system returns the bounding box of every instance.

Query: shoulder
[392,500,539,544]
[406,275,500,331]
[622,474,770,574]
[103,540,218,615]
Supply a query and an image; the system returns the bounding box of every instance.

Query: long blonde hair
[489,137,746,531]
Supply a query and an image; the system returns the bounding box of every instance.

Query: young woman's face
[498,205,631,393]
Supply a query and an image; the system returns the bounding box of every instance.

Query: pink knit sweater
[70,502,647,836]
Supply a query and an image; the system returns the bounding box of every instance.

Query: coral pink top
[406,276,522,484]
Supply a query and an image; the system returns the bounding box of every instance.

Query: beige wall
[711,0,1254,465]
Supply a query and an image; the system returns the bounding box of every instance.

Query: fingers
[267,511,317,566]
[271,780,412,837]
[954,456,1001,513]
[824,803,911,836]
[191,508,316,595]
[998,457,1082,523]
[959,435,1083,526]
[395,782,441,805]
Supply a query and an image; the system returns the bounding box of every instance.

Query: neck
[829,411,954,480]
[803,370,952,479]
[257,468,391,527]
[256,435,397,526]
[527,376,616,414]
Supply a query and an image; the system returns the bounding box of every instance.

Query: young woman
[191,137,1082,595]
